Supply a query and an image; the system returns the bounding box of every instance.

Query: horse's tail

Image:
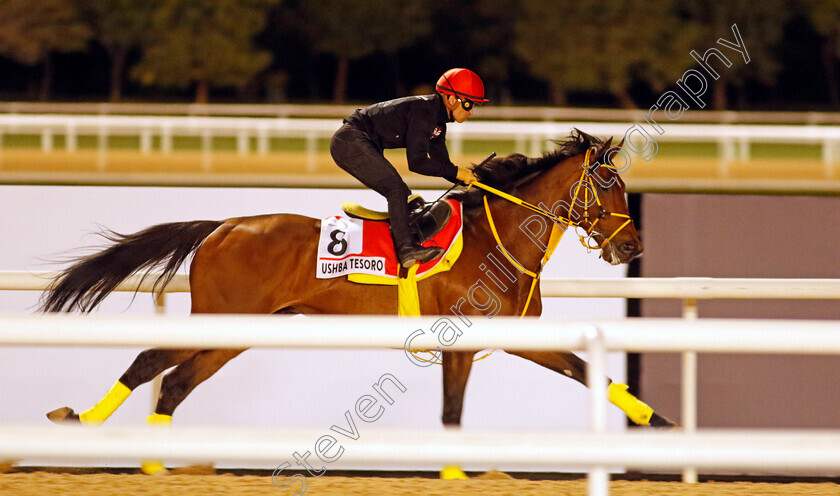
[39,220,223,313]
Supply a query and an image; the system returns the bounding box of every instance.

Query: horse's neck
[471,195,554,277]
[474,160,579,273]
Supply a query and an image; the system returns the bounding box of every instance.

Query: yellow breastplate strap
[482,194,565,316]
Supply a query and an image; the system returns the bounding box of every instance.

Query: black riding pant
[330,123,413,246]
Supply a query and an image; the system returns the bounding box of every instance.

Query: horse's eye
[599,185,610,192]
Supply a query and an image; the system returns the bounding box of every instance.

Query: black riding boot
[388,196,442,268]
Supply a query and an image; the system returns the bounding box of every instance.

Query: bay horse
[41,129,674,472]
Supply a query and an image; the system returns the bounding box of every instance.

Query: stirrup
[398,244,443,268]
[407,195,425,213]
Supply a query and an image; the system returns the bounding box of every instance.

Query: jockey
[330,68,487,268]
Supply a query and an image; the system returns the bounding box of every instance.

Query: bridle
[472,146,634,316]
[567,146,633,249]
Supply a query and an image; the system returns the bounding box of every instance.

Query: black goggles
[457,97,476,111]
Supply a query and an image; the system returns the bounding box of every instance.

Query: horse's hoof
[649,412,679,428]
[0,460,18,474]
[46,407,80,424]
[441,465,469,480]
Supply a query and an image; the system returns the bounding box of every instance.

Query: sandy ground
[1,471,839,496]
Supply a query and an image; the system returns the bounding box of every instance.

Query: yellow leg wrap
[440,465,469,480]
[141,460,168,476]
[146,413,172,425]
[78,381,131,425]
[608,382,653,426]
[141,413,172,475]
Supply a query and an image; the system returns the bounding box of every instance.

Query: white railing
[1,315,840,496]
[1,114,839,177]
[2,312,839,352]
[8,271,839,298]
[1,271,190,292]
[5,102,840,125]
[5,270,840,488]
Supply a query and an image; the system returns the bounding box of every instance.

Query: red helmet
[435,68,489,103]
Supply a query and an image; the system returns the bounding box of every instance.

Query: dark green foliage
[130,0,278,102]
[0,0,90,66]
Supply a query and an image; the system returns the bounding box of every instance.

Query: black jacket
[344,94,458,182]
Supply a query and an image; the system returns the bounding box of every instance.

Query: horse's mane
[448,128,604,210]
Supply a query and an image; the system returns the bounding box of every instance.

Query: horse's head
[563,133,642,265]
[451,129,642,266]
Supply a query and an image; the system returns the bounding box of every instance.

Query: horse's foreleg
[508,350,676,427]
[441,351,474,426]
[508,350,588,385]
[46,348,199,425]
[439,351,474,481]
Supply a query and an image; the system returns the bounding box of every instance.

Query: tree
[681,0,789,109]
[514,0,696,108]
[75,0,161,102]
[804,0,840,107]
[0,0,90,100]
[470,0,525,105]
[294,0,433,103]
[130,0,277,103]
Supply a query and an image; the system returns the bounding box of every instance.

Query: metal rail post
[586,325,609,496]
[681,298,699,483]
[150,293,166,413]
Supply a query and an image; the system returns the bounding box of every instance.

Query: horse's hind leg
[134,348,243,475]
[47,348,199,425]
[152,348,245,417]
[508,350,676,427]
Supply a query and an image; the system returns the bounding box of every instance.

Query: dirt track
[2,472,839,496]
[0,148,831,181]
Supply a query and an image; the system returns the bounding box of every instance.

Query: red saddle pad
[317,199,463,280]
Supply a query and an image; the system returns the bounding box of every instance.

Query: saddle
[341,194,453,244]
[323,197,464,316]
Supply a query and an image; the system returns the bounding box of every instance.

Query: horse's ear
[575,128,598,147]
[615,137,625,152]
[605,138,626,168]
[595,137,613,161]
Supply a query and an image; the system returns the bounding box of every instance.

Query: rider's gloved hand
[456,167,477,186]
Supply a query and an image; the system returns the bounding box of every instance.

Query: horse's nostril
[620,243,635,253]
